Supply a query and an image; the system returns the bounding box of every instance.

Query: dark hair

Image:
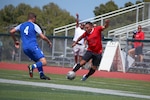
[85,22,93,26]
[28,12,36,20]
[80,22,85,26]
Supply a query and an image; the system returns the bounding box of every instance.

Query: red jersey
[134,31,145,48]
[81,26,103,54]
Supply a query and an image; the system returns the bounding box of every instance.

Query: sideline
[0,78,150,99]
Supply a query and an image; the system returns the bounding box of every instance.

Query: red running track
[0,62,150,82]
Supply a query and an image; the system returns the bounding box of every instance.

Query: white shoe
[81,74,87,81]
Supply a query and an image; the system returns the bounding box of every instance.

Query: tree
[105,1,118,12]
[0,4,16,32]
[93,1,118,16]
[0,2,75,35]
[15,3,32,23]
[0,5,15,24]
[94,4,106,16]
[143,0,150,2]
[42,3,75,34]
[124,2,134,7]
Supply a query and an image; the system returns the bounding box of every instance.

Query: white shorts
[73,44,85,56]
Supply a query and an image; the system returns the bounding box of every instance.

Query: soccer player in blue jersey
[10,12,52,80]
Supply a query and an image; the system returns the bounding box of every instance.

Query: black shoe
[40,75,51,80]
[28,65,33,78]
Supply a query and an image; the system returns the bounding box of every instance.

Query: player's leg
[81,53,102,81]
[135,46,143,62]
[73,45,79,64]
[78,45,86,69]
[23,48,35,77]
[38,57,50,80]
[134,47,139,62]
[128,48,135,58]
[72,60,86,72]
[24,46,50,80]
[138,46,144,62]
[78,45,85,62]
[74,55,78,64]
[72,51,92,72]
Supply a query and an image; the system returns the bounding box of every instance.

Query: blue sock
[38,67,44,76]
[32,62,44,76]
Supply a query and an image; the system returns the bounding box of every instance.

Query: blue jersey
[15,22,44,62]
[15,21,42,48]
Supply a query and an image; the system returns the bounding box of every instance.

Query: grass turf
[0,69,150,100]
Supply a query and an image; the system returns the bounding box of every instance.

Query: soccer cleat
[40,75,51,80]
[28,65,33,78]
[81,74,88,81]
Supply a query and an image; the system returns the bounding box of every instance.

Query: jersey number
[24,26,29,35]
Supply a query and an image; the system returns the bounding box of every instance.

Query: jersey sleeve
[34,24,42,34]
[97,26,103,31]
[81,32,86,38]
[141,32,145,40]
[14,24,21,31]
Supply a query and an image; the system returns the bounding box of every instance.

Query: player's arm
[10,28,17,42]
[39,33,52,47]
[141,32,145,40]
[102,19,110,30]
[76,13,79,27]
[35,24,52,47]
[72,35,84,47]
[10,27,20,48]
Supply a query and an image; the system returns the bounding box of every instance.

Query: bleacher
[50,2,150,73]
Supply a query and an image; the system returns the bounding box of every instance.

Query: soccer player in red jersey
[70,20,109,81]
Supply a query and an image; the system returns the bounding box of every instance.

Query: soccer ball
[67,71,76,80]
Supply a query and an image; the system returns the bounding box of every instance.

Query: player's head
[85,22,93,34]
[28,12,36,23]
[79,23,85,29]
[93,23,97,27]
[138,25,142,32]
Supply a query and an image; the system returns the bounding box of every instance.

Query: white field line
[0,73,146,91]
[0,78,150,99]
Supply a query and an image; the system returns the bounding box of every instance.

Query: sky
[0,0,141,20]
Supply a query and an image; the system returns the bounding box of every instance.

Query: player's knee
[91,66,97,70]
[43,60,47,66]
[80,60,86,66]
[40,58,47,66]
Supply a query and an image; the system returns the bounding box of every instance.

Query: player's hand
[48,42,52,48]
[72,42,76,47]
[105,19,110,23]
[76,13,79,18]
[15,41,20,49]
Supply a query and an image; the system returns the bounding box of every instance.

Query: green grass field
[0,69,150,100]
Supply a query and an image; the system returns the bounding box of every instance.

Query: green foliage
[0,3,75,35]
[124,2,134,7]
[143,0,150,2]
[41,3,75,34]
[93,1,118,16]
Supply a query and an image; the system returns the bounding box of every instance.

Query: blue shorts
[23,45,44,62]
